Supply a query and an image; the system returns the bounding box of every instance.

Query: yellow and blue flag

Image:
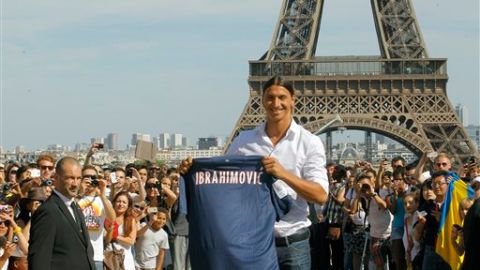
[435,172,474,270]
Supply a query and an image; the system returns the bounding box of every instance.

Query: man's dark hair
[391,156,406,167]
[262,76,294,96]
[431,170,449,180]
[332,165,347,181]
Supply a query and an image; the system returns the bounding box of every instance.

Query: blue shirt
[183,155,288,270]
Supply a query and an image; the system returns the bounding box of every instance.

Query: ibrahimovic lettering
[194,170,262,185]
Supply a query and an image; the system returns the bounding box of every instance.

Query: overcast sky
[1,0,479,151]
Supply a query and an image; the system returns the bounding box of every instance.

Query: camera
[156,182,163,190]
[91,178,99,187]
[97,143,104,149]
[42,179,53,186]
[30,168,41,178]
[2,183,12,193]
[361,183,371,193]
[126,168,133,178]
[147,207,158,214]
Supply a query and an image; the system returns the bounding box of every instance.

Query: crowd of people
[0,146,190,270]
[310,153,480,270]
[0,148,478,270]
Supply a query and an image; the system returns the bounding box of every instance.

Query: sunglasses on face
[145,184,158,189]
[134,205,145,210]
[0,220,9,226]
[40,165,54,171]
[10,170,17,175]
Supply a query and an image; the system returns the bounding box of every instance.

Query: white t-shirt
[226,120,329,237]
[0,248,7,270]
[78,195,106,262]
[368,197,393,239]
[134,224,169,269]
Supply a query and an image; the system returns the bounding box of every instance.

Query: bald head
[55,157,80,176]
[54,157,82,199]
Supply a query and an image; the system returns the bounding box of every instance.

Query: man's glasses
[10,170,17,175]
[436,162,449,167]
[432,182,447,188]
[40,165,54,171]
[134,204,145,211]
[146,183,160,189]
[150,167,160,171]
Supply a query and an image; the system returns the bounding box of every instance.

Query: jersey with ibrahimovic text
[183,155,289,270]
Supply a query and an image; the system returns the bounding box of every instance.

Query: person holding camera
[78,165,116,270]
[386,167,409,270]
[351,174,392,270]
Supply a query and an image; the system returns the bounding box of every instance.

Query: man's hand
[262,156,288,179]
[97,179,108,196]
[178,157,193,175]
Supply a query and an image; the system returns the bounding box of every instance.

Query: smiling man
[28,157,95,270]
[226,76,329,269]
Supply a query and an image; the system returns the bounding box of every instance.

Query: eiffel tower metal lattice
[226,0,479,164]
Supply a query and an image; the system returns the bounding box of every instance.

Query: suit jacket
[28,192,95,270]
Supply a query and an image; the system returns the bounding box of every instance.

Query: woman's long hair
[112,191,134,237]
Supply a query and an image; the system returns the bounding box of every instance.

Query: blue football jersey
[183,155,288,270]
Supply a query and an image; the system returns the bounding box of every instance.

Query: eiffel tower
[226,0,479,165]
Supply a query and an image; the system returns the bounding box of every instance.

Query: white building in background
[170,133,184,149]
[455,104,468,126]
[159,133,170,149]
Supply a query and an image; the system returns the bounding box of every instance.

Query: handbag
[103,242,125,270]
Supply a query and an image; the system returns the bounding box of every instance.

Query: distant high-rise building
[152,136,160,149]
[15,145,26,154]
[198,137,220,150]
[131,133,151,146]
[159,133,170,149]
[170,134,183,149]
[455,104,468,126]
[107,133,119,151]
[182,137,188,148]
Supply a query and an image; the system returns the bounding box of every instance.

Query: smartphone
[147,207,158,214]
[30,168,41,178]
[110,172,117,184]
[418,210,427,217]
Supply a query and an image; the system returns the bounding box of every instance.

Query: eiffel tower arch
[226,0,479,165]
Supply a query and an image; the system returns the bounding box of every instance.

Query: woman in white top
[105,191,137,270]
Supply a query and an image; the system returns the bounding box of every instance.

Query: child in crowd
[403,193,421,270]
[135,208,170,270]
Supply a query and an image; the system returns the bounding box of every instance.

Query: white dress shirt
[53,189,77,222]
[226,120,329,237]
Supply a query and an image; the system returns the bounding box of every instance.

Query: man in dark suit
[28,157,95,270]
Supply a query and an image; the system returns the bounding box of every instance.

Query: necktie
[70,201,83,232]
